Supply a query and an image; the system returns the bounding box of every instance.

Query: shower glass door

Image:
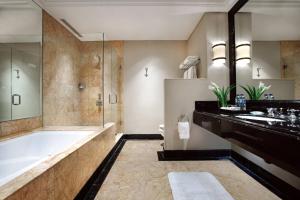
[11,46,41,120]
[103,41,123,133]
[0,46,12,121]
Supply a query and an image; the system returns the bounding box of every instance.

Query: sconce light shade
[212,43,226,65]
[236,43,251,66]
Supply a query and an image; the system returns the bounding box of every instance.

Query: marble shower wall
[281,41,300,99]
[79,42,103,126]
[43,11,124,128]
[43,11,81,126]
[79,41,124,130]
[103,41,124,133]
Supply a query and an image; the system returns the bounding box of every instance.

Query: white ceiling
[2,0,299,42]
[0,1,42,43]
[32,0,237,41]
[241,0,300,41]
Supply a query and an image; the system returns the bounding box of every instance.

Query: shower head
[92,55,101,69]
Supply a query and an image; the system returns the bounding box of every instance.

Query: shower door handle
[109,94,118,104]
[12,94,21,105]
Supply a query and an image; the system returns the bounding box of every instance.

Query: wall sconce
[212,43,226,65]
[236,43,251,66]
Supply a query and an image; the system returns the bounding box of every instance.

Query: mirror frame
[228,0,249,103]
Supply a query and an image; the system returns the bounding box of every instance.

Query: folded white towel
[178,122,190,139]
[183,66,197,79]
[179,56,200,69]
[168,172,235,200]
[183,70,188,79]
[187,66,197,79]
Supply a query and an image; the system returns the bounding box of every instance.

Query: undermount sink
[236,115,285,122]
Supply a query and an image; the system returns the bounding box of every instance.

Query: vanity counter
[193,102,300,177]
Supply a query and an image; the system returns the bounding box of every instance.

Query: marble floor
[95,140,280,200]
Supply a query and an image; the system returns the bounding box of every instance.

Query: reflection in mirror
[0,2,42,121]
[235,0,300,100]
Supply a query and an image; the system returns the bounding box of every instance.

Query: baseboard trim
[159,149,300,199]
[123,134,164,140]
[157,149,231,161]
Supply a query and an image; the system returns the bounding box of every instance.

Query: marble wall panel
[281,41,300,99]
[0,116,42,139]
[43,11,81,126]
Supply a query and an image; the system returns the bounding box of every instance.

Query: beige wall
[187,13,229,81]
[124,41,186,134]
[164,79,230,150]
[164,13,230,150]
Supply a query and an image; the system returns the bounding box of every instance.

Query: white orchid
[258,82,271,90]
[241,82,271,100]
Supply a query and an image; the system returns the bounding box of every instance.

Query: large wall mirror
[0,1,42,122]
[233,0,300,100]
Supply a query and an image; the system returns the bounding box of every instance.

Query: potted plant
[208,82,235,107]
[240,82,271,100]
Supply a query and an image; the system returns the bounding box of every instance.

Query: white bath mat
[168,172,234,200]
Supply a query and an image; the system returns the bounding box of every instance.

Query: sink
[236,115,285,122]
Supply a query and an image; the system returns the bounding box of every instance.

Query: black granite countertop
[194,110,300,139]
[195,102,300,140]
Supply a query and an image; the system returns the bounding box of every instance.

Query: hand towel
[178,122,190,139]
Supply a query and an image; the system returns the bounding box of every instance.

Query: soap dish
[220,107,241,111]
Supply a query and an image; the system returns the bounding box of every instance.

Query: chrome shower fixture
[78,83,86,91]
[14,69,20,79]
[256,66,263,77]
[145,67,149,77]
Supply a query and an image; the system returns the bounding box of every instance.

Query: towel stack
[179,56,200,79]
[183,66,197,79]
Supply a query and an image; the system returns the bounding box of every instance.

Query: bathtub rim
[0,123,115,200]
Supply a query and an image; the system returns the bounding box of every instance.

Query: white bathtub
[0,130,94,187]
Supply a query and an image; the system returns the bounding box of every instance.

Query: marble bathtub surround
[0,123,117,200]
[0,116,42,139]
[95,140,280,200]
[43,11,124,129]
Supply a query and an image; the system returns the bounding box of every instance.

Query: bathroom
[0,0,299,199]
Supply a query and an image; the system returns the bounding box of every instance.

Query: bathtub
[0,130,94,187]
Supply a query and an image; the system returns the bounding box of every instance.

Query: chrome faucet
[267,108,276,117]
[287,109,297,120]
[278,108,285,119]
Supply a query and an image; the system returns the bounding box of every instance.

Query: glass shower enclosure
[103,41,123,133]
